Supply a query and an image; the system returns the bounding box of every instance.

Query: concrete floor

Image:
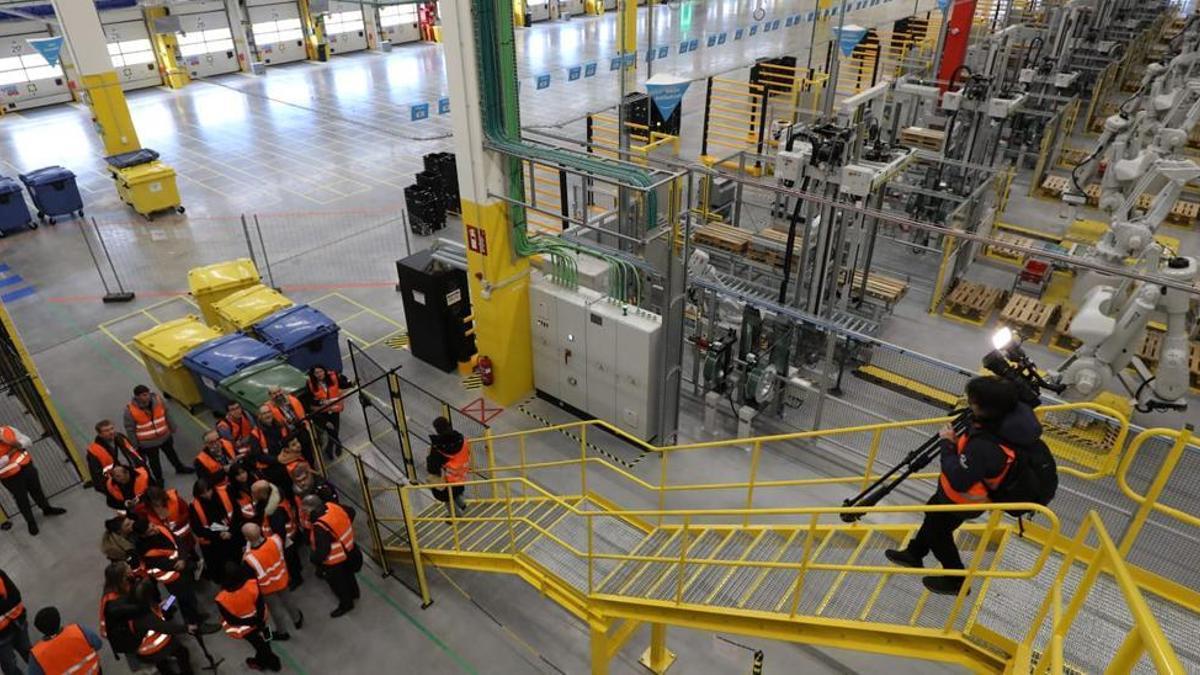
[0,0,981,673]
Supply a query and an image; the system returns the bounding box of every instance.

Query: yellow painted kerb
[80,72,140,156]
[461,199,533,406]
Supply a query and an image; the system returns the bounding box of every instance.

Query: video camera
[982,327,1065,406]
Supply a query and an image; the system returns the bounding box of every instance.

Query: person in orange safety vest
[123,385,192,484]
[0,568,32,675]
[194,431,236,489]
[27,607,102,675]
[87,419,148,493]
[885,376,1037,595]
[0,425,66,536]
[104,465,152,516]
[301,496,360,618]
[425,417,470,516]
[306,366,350,460]
[215,563,280,672]
[241,523,303,639]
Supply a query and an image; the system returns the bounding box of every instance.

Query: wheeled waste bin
[188,259,261,327]
[107,149,184,220]
[18,166,83,225]
[212,284,293,334]
[216,358,309,413]
[0,177,34,237]
[132,316,223,409]
[183,333,281,413]
[254,304,342,374]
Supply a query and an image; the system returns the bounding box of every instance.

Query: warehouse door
[174,0,240,78]
[325,1,367,54]
[378,3,419,45]
[247,0,307,65]
[0,23,71,111]
[101,9,162,90]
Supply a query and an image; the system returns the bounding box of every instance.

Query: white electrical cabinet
[530,273,662,441]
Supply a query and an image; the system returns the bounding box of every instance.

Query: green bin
[216,357,308,412]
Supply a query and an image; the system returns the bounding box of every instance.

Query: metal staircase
[367,405,1196,674]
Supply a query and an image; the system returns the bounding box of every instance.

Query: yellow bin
[132,315,223,408]
[212,284,293,334]
[111,160,182,218]
[188,259,261,327]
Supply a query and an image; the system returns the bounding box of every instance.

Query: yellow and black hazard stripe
[385,332,410,349]
[461,374,483,390]
[516,400,649,470]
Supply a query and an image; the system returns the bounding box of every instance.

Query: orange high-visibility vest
[216,578,264,640]
[191,485,235,545]
[262,498,298,545]
[940,434,1016,504]
[150,488,192,542]
[217,414,255,443]
[30,624,100,675]
[195,441,236,484]
[0,426,30,479]
[127,400,170,443]
[311,503,354,566]
[88,436,144,477]
[106,467,151,507]
[98,591,118,639]
[441,439,471,484]
[308,373,344,413]
[137,606,171,657]
[142,524,182,584]
[244,534,289,595]
[267,395,306,428]
[0,575,25,632]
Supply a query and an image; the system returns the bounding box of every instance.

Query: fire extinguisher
[476,355,494,386]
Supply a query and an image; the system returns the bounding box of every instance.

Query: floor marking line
[0,287,36,303]
[357,574,478,674]
[0,275,24,288]
[515,401,648,470]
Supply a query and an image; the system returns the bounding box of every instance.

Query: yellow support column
[619,0,637,90]
[145,7,190,89]
[590,619,611,675]
[513,0,527,28]
[299,0,329,61]
[460,201,533,405]
[638,623,676,674]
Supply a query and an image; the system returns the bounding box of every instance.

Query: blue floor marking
[0,275,24,288]
[1,286,36,303]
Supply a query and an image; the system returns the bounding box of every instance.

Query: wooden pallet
[943,280,1005,325]
[693,223,752,254]
[1169,200,1199,226]
[986,232,1033,266]
[1041,175,1070,198]
[1084,183,1102,207]
[1050,307,1082,354]
[899,126,945,152]
[1000,293,1058,342]
[747,228,803,270]
[839,269,908,308]
[1191,343,1200,390]
[1137,330,1162,366]
[1058,147,1089,168]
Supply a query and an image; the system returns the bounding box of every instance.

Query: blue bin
[182,333,281,413]
[254,304,342,374]
[19,166,83,224]
[0,177,33,237]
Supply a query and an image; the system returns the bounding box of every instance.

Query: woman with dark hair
[227,461,258,523]
[306,365,350,460]
[189,479,243,584]
[127,579,195,675]
[885,375,1043,595]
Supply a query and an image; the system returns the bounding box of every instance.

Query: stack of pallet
[999,293,1059,342]
[899,127,944,152]
[1170,200,1199,226]
[840,269,908,309]
[943,280,1005,325]
[1050,308,1082,353]
[692,222,752,254]
[986,232,1034,265]
[748,228,804,270]
[1040,175,1070,198]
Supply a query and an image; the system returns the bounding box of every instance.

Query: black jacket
[0,570,22,638]
[940,404,1042,493]
[426,431,465,476]
[309,504,357,565]
[102,593,143,654]
[87,434,146,490]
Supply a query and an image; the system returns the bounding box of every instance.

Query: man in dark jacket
[0,568,30,675]
[87,419,148,492]
[885,376,1041,595]
[426,417,469,515]
[131,518,217,635]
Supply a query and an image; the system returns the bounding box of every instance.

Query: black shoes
[294,611,304,630]
[923,575,969,596]
[330,602,354,618]
[42,506,66,516]
[273,631,291,641]
[27,521,38,536]
[884,548,924,568]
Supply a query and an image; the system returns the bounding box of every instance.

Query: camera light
[992,327,1014,351]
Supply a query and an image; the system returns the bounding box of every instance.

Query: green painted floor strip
[359,574,477,674]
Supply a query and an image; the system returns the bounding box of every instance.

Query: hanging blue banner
[657,45,668,58]
[832,25,868,56]
[718,32,727,44]
[584,62,597,77]
[536,74,551,89]
[735,28,744,40]
[438,97,450,114]
[411,103,429,121]
[27,36,64,67]
[646,75,690,121]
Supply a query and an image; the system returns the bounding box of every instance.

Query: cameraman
[884,376,1042,595]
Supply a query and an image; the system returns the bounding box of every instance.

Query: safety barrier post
[861,429,883,490]
[788,514,820,617]
[398,487,433,607]
[744,440,762,526]
[657,450,669,527]
[354,453,391,577]
[501,478,518,554]
[1108,627,1145,674]
[674,516,690,605]
[639,623,676,674]
[484,429,498,498]
[306,421,327,477]
[518,434,528,486]
[1118,426,1192,556]
[580,424,589,497]
[1027,512,1092,669]
[447,480,462,551]
[587,511,595,595]
[590,619,611,675]
[944,509,1000,631]
[388,372,418,482]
